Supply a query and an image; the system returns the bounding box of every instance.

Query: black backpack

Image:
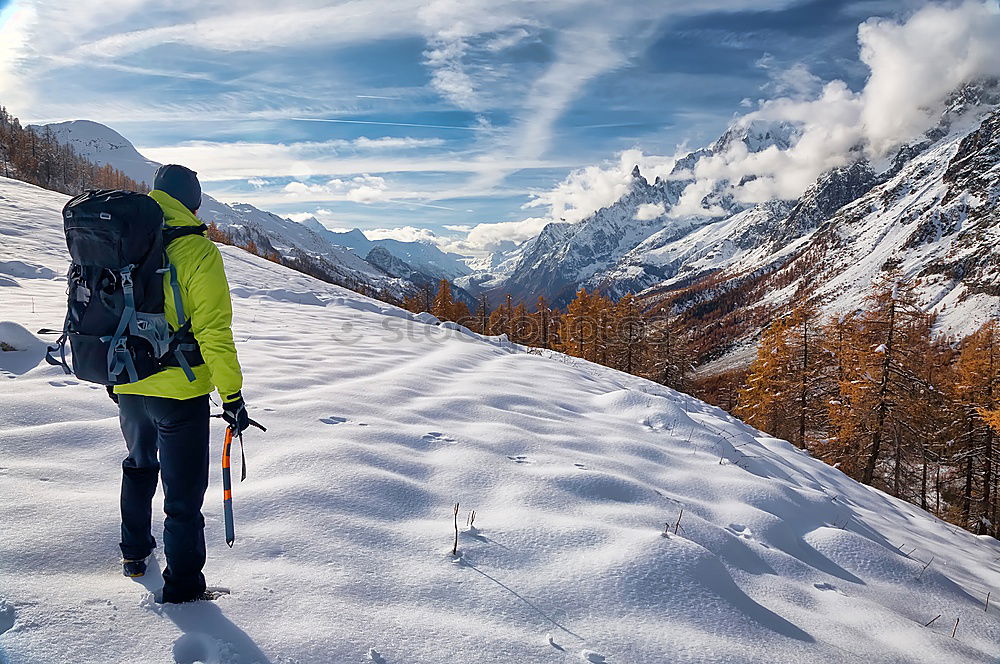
[44,190,206,385]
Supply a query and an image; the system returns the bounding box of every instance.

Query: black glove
[222,392,250,434]
[107,386,119,404]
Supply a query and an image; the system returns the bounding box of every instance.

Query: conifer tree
[487,294,513,337]
[534,296,552,349]
[827,277,935,491]
[735,315,795,441]
[643,311,691,390]
[950,321,1000,533]
[431,279,456,321]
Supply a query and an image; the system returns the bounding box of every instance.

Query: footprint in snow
[574,462,587,470]
[727,523,754,540]
[507,455,534,464]
[814,582,838,592]
[0,599,16,635]
[367,647,387,663]
[172,632,228,664]
[580,650,607,663]
[422,432,456,444]
[47,379,79,387]
[320,416,348,425]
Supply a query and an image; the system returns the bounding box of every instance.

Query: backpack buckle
[120,266,134,289]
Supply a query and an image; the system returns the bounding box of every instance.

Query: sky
[0,0,997,256]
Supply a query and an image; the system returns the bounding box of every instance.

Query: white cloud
[366,226,443,244]
[443,224,473,232]
[140,139,564,182]
[529,1,1000,223]
[463,217,551,251]
[366,217,553,255]
[67,2,424,60]
[247,177,267,188]
[678,1,1000,208]
[858,0,1000,155]
[756,54,822,98]
[284,174,395,203]
[352,136,445,149]
[524,149,678,222]
[635,202,666,221]
[0,4,38,108]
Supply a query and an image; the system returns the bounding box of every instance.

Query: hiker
[109,164,249,603]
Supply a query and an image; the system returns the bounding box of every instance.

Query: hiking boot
[159,587,230,604]
[122,556,148,578]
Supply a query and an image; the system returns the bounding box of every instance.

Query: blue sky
[0,0,977,254]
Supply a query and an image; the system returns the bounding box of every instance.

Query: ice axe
[212,414,267,547]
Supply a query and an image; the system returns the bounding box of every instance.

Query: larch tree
[431,279,456,321]
[827,278,935,492]
[950,321,1000,533]
[735,315,795,442]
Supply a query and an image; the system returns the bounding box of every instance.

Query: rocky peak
[786,161,877,230]
[712,118,799,154]
[942,107,1000,210]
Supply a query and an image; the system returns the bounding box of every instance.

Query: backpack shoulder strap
[163,223,208,245]
[160,224,207,384]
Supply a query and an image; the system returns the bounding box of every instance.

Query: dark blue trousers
[118,394,210,602]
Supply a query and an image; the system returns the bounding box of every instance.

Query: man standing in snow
[110,164,249,603]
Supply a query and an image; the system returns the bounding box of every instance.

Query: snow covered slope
[2,175,999,663]
[30,120,161,186]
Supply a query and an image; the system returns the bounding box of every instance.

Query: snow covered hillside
[2,175,1000,663]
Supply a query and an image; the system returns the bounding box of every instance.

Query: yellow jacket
[114,190,243,402]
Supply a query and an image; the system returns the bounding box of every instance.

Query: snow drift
[1,175,998,663]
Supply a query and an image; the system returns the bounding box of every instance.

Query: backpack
[44,189,206,386]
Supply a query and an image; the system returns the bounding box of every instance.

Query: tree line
[403,280,694,392]
[734,277,1000,537]
[0,105,147,194]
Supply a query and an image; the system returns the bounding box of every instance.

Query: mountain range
[31,120,472,301]
[461,81,1000,362]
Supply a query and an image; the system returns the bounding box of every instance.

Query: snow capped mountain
[300,216,472,282]
[769,106,1000,335]
[597,160,880,299]
[2,173,999,663]
[475,118,798,306]
[28,120,160,186]
[196,199,408,296]
[470,87,999,353]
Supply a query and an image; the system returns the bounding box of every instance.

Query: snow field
[1,176,1000,663]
